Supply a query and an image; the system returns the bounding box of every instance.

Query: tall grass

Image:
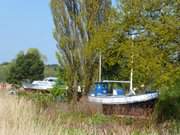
[0,90,178,135]
[0,91,60,135]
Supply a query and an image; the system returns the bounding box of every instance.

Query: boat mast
[130,63,133,92]
[99,51,102,82]
[130,34,135,95]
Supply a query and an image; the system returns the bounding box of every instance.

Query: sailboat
[88,41,159,116]
[88,60,158,105]
[88,56,158,116]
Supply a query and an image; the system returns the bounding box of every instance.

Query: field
[0,88,179,135]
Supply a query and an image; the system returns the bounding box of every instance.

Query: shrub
[50,78,67,102]
[154,79,180,123]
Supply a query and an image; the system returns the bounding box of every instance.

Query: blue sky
[0,0,116,64]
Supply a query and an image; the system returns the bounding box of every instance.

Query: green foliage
[51,0,114,101]
[102,0,179,89]
[50,78,67,101]
[44,64,58,77]
[0,63,10,82]
[51,0,179,102]
[154,79,180,123]
[7,48,45,85]
[49,65,68,101]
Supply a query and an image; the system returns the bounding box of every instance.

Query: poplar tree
[51,0,113,101]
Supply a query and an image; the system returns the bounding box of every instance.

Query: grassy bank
[0,90,179,135]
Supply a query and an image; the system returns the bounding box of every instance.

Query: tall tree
[51,0,113,101]
[7,48,45,86]
[103,0,180,89]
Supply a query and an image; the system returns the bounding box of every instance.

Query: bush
[154,79,180,123]
[50,78,67,102]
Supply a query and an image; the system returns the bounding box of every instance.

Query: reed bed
[0,90,178,135]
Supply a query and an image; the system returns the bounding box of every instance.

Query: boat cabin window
[93,82,127,96]
[48,79,55,82]
[44,78,57,82]
[108,83,124,94]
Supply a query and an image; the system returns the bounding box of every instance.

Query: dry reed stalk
[0,90,174,135]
